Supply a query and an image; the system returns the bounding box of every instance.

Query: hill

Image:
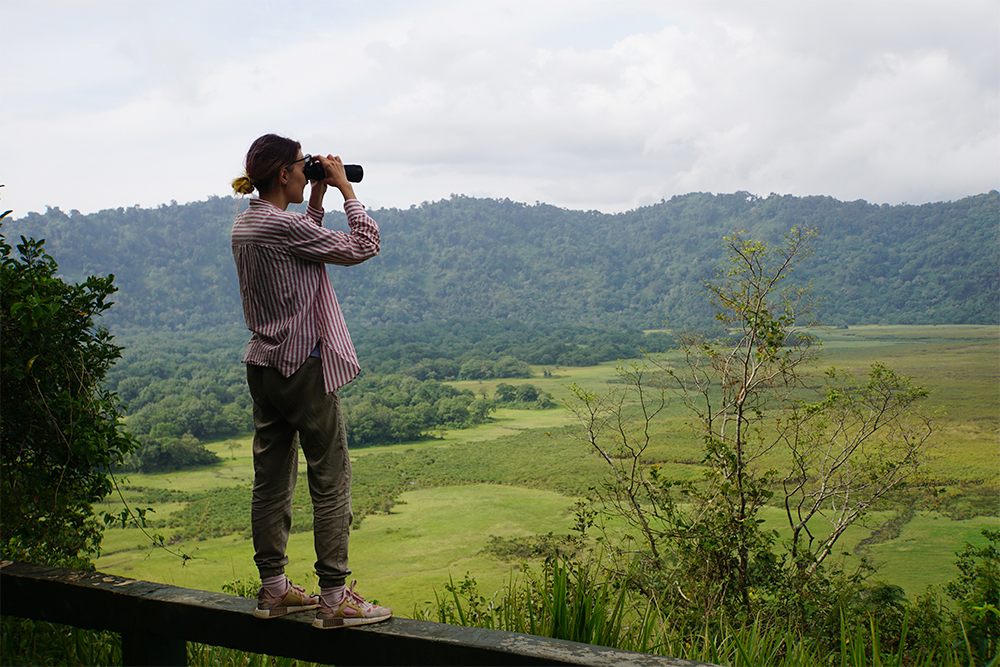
[4,190,997,332]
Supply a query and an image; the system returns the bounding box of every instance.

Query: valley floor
[96,325,999,616]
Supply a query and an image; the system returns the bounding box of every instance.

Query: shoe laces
[344,580,375,611]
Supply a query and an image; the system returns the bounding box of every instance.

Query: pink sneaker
[312,580,392,629]
[253,581,320,619]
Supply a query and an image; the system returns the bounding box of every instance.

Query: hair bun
[231,175,255,195]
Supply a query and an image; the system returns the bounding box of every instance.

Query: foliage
[780,363,932,578]
[97,322,662,469]
[123,431,221,473]
[106,329,246,472]
[945,529,1000,664]
[164,486,254,540]
[4,191,996,333]
[3,548,988,667]
[494,382,556,409]
[480,532,577,561]
[563,227,935,634]
[12,191,987,471]
[221,577,262,598]
[0,618,121,666]
[24,192,986,469]
[351,318,675,374]
[417,551,986,666]
[459,355,531,380]
[667,226,823,614]
[342,373,496,447]
[151,473,395,540]
[4,196,245,330]
[0,228,140,568]
[420,554,651,651]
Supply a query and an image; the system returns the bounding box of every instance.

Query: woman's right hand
[319,155,357,200]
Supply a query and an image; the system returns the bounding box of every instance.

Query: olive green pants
[246,358,353,588]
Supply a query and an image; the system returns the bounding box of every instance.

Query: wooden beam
[1,561,712,667]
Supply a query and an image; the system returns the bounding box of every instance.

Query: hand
[318,155,357,201]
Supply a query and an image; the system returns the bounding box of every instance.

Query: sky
[1,0,998,218]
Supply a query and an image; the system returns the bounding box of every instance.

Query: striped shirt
[232,198,380,393]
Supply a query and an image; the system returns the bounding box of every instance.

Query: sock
[321,585,346,607]
[262,574,289,598]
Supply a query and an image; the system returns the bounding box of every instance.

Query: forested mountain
[4,190,996,468]
[5,190,997,333]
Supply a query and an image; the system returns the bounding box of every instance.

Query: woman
[231,134,391,628]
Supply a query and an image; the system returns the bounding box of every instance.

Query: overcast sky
[1,0,997,218]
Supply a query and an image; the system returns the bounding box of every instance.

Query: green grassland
[95,325,998,615]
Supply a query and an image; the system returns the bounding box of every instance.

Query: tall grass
[415,551,994,666]
[420,552,653,650]
[0,618,121,666]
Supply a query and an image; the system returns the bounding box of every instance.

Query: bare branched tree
[779,363,932,577]
[564,226,934,621]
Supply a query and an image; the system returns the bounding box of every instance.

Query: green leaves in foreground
[1,230,140,568]
[420,544,999,666]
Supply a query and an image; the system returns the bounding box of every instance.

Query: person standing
[231,134,391,628]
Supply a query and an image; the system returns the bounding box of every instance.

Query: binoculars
[304,156,364,183]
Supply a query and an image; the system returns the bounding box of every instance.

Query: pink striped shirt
[232,198,380,393]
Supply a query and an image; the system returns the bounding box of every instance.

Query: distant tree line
[6,190,996,332]
[351,319,676,376]
[105,330,247,472]
[341,373,495,447]
[103,321,663,470]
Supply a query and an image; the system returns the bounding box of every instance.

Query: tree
[514,384,540,403]
[225,439,242,460]
[780,363,931,578]
[1,226,139,568]
[495,383,517,403]
[565,226,933,624]
[666,226,823,612]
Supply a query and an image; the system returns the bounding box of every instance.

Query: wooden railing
[0,561,711,666]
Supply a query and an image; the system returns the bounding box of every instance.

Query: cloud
[0,0,996,217]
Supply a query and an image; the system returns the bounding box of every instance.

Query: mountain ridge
[4,190,997,332]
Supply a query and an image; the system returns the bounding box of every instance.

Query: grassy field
[95,325,998,615]
[97,483,579,614]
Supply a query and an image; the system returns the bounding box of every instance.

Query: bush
[494,383,555,409]
[1,230,139,568]
[946,529,1000,664]
[123,433,221,473]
